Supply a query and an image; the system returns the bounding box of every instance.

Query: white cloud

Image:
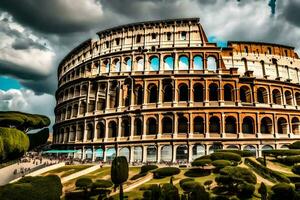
[0,89,56,130]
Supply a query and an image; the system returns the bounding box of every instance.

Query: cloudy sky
[0,0,300,131]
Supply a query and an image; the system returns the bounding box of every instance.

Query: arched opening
[148,84,158,103]
[296,92,300,106]
[164,56,174,70]
[227,145,239,150]
[225,116,237,134]
[243,145,256,156]
[136,57,144,71]
[97,122,105,139]
[121,118,130,137]
[242,117,254,134]
[207,56,217,71]
[261,117,273,134]
[257,87,268,104]
[134,118,142,136]
[113,59,120,72]
[135,85,143,105]
[272,89,281,104]
[209,83,218,101]
[77,125,84,141]
[147,117,157,135]
[292,117,300,134]
[240,85,251,103]
[179,55,189,70]
[85,148,93,160]
[64,127,69,142]
[262,145,273,153]
[176,145,188,162]
[277,117,288,134]
[161,145,172,162]
[178,116,188,134]
[193,83,203,102]
[178,83,189,102]
[162,117,173,134]
[193,117,204,134]
[124,57,132,72]
[86,123,94,140]
[70,126,76,141]
[79,101,86,114]
[192,145,205,160]
[193,56,203,70]
[224,84,234,101]
[147,146,157,162]
[108,121,117,137]
[119,147,130,162]
[209,143,222,154]
[163,83,173,102]
[132,147,142,163]
[67,106,72,119]
[285,90,293,105]
[209,116,220,133]
[95,148,104,161]
[106,148,116,162]
[149,56,159,71]
[72,104,78,117]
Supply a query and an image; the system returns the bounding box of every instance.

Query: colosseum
[53,18,300,163]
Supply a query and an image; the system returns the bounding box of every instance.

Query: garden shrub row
[244,158,290,183]
[153,167,180,178]
[215,149,254,157]
[191,159,211,167]
[210,152,242,162]
[278,155,300,165]
[288,141,300,149]
[292,165,300,175]
[262,150,300,157]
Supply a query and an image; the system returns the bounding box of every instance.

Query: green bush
[292,165,300,175]
[191,159,211,167]
[289,141,300,149]
[0,127,29,162]
[262,150,300,157]
[161,183,180,200]
[216,149,254,157]
[212,160,232,169]
[244,158,290,183]
[217,166,257,185]
[130,172,147,180]
[270,183,296,200]
[184,168,211,177]
[190,184,209,200]
[0,175,62,200]
[153,167,180,178]
[92,179,113,188]
[179,178,195,188]
[210,152,241,162]
[141,165,158,173]
[281,155,300,165]
[236,182,255,199]
[75,177,93,191]
[27,128,49,150]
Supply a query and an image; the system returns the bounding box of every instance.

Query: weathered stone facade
[53,18,300,163]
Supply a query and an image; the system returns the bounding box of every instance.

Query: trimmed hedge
[191,159,211,167]
[153,167,180,178]
[244,158,290,183]
[279,155,300,165]
[181,181,200,192]
[210,152,241,162]
[92,179,113,189]
[0,175,62,200]
[212,160,232,169]
[179,178,195,188]
[141,164,158,173]
[289,141,300,149]
[184,168,211,177]
[194,155,211,161]
[0,127,29,162]
[292,165,300,175]
[216,149,254,157]
[270,183,296,200]
[262,150,300,157]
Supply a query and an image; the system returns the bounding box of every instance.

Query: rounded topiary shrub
[92,179,113,189]
[292,165,300,175]
[212,160,232,169]
[181,181,200,192]
[289,141,300,149]
[141,164,158,173]
[271,183,296,199]
[153,167,180,178]
[210,152,241,162]
[237,183,255,199]
[194,155,211,161]
[184,168,211,177]
[179,178,195,188]
[191,159,211,167]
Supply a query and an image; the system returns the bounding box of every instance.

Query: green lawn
[42,164,93,178]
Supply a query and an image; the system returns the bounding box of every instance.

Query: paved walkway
[0,158,56,186]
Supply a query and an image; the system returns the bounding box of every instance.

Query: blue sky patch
[208,36,228,48]
[0,76,23,90]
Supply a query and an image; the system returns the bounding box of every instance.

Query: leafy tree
[258,182,268,200]
[270,183,297,200]
[111,156,129,200]
[190,184,209,200]
[161,183,180,200]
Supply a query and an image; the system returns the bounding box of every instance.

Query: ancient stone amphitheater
[53,18,300,163]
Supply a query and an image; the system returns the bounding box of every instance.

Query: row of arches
[72,144,283,162]
[54,115,300,143]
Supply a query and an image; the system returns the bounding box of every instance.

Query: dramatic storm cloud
[0,0,300,131]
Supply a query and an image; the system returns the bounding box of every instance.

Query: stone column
[130,146,135,163]
[117,117,122,139]
[157,145,162,163]
[93,119,97,141]
[142,115,147,139]
[205,113,210,138]
[82,146,86,160]
[105,82,110,110]
[103,147,107,162]
[157,114,162,138]
[172,145,177,163]
[92,146,96,162]
[142,146,147,163]
[158,79,163,107]
[221,113,226,138]
[104,120,109,142]
[188,144,193,163]
[173,113,178,137]
[130,116,135,139]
